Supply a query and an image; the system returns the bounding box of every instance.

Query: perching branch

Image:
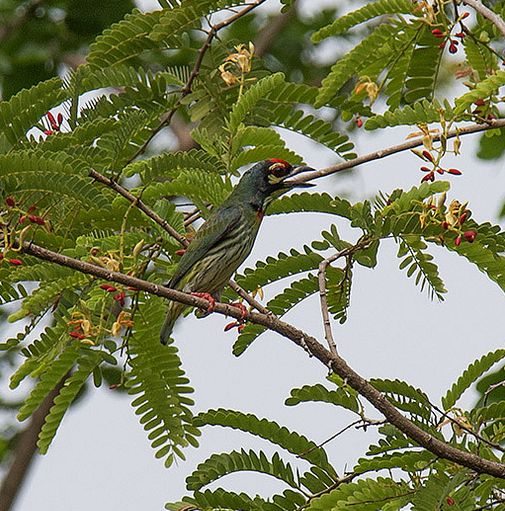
[293,119,505,185]
[460,0,505,37]
[88,169,271,317]
[18,240,505,479]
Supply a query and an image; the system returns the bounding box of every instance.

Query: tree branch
[461,0,505,37]
[18,240,505,479]
[293,119,505,184]
[0,377,65,511]
[125,0,268,166]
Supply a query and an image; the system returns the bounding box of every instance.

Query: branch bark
[18,240,505,479]
[461,0,505,37]
[293,119,505,184]
[0,378,65,511]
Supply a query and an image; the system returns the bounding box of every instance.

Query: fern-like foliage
[396,235,446,300]
[454,69,505,115]
[285,383,360,414]
[312,0,418,41]
[194,409,337,477]
[442,349,505,410]
[126,296,198,467]
[306,477,412,511]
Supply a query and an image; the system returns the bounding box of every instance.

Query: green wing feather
[169,205,242,289]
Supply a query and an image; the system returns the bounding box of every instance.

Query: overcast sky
[9,1,505,510]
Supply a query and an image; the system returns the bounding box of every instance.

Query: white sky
[9,1,505,510]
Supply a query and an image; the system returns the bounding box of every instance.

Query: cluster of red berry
[418,150,462,182]
[43,111,64,136]
[99,283,126,307]
[431,12,469,54]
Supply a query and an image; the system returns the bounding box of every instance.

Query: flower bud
[455,235,462,246]
[431,28,444,38]
[447,168,462,175]
[420,166,431,172]
[28,214,45,225]
[69,330,86,339]
[100,284,117,292]
[449,42,458,54]
[422,150,434,162]
[8,258,23,265]
[5,196,15,207]
[463,230,477,242]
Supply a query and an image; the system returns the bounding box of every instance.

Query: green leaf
[285,383,360,413]
[38,351,103,453]
[306,477,412,511]
[195,408,337,477]
[455,70,505,115]
[442,349,505,410]
[186,449,298,491]
[312,0,417,41]
[127,295,198,466]
[228,73,285,134]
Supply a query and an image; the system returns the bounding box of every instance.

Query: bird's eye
[268,160,291,180]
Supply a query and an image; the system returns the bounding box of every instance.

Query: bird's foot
[191,292,216,313]
[229,302,248,321]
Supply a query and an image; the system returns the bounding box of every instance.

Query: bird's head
[236,159,315,210]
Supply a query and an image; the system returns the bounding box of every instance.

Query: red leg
[191,292,216,313]
[230,302,248,321]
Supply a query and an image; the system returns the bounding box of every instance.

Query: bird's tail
[160,300,187,345]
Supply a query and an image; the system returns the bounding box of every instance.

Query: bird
[160,158,315,344]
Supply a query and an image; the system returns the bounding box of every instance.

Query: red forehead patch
[268,158,290,167]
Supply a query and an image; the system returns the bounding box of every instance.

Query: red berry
[69,330,86,339]
[113,291,126,307]
[446,496,455,506]
[8,258,23,265]
[28,214,45,225]
[100,284,117,292]
[355,118,363,128]
[421,171,435,182]
[422,150,434,162]
[224,321,239,332]
[463,230,477,242]
[441,221,449,229]
[5,196,15,207]
[447,168,462,175]
[455,235,462,246]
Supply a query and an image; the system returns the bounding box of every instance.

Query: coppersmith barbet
[160,159,314,344]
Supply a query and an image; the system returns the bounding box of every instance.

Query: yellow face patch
[267,161,291,184]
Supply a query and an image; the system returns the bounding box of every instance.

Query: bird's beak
[280,165,316,189]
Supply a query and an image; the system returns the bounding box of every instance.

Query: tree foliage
[0,0,505,509]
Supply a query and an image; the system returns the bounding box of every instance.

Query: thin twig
[18,240,505,479]
[125,0,268,167]
[318,252,344,356]
[431,402,505,453]
[292,119,505,185]
[461,0,505,37]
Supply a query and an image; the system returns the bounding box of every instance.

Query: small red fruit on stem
[28,214,45,225]
[8,258,23,265]
[5,196,15,207]
[431,28,444,38]
[69,330,86,339]
[113,291,126,306]
[463,230,477,242]
[447,168,462,175]
[449,41,458,54]
[461,11,470,18]
[422,150,434,162]
[100,284,117,292]
[455,235,462,246]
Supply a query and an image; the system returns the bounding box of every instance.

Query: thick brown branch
[0,377,65,511]
[461,0,505,37]
[19,240,505,479]
[293,119,505,184]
